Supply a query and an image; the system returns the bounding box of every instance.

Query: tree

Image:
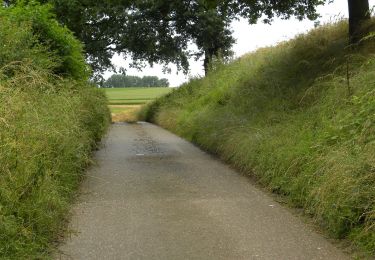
[125,1,236,75]
[3,0,190,78]
[348,0,370,44]
[4,0,326,76]
[123,0,324,73]
[235,0,371,44]
[104,74,169,88]
[115,0,324,75]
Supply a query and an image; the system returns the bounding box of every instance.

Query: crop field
[103,87,172,122]
[104,87,172,105]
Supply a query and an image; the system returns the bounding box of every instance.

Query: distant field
[103,87,172,122]
[104,87,172,105]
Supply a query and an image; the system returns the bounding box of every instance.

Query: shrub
[0,2,90,80]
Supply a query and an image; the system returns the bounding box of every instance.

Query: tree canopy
[5,0,325,77]
[104,74,169,88]
[6,1,369,76]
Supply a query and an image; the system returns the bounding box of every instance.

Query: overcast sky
[105,0,375,87]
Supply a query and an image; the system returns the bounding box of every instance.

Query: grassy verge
[141,20,375,256]
[0,4,110,258]
[0,78,110,258]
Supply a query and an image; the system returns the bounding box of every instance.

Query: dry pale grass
[110,105,141,123]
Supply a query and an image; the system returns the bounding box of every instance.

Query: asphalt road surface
[58,122,348,260]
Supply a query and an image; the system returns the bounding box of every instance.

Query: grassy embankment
[104,87,171,122]
[0,4,110,258]
[141,20,375,256]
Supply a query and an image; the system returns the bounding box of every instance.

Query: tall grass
[0,70,110,258]
[0,4,110,258]
[141,20,375,256]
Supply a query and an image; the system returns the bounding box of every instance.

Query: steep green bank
[141,20,375,255]
[0,4,110,258]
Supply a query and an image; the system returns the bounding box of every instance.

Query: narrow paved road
[58,122,348,260]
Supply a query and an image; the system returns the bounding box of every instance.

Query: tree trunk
[203,49,218,76]
[203,53,210,76]
[348,0,370,44]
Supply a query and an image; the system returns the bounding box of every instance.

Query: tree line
[3,0,372,78]
[103,74,169,88]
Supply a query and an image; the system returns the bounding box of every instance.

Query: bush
[0,2,90,80]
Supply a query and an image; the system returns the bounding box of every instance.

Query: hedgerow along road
[58,122,348,259]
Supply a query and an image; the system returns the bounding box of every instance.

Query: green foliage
[233,0,325,22]
[7,0,325,75]
[0,14,53,72]
[0,4,110,258]
[104,74,169,88]
[141,20,375,256]
[0,2,90,80]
